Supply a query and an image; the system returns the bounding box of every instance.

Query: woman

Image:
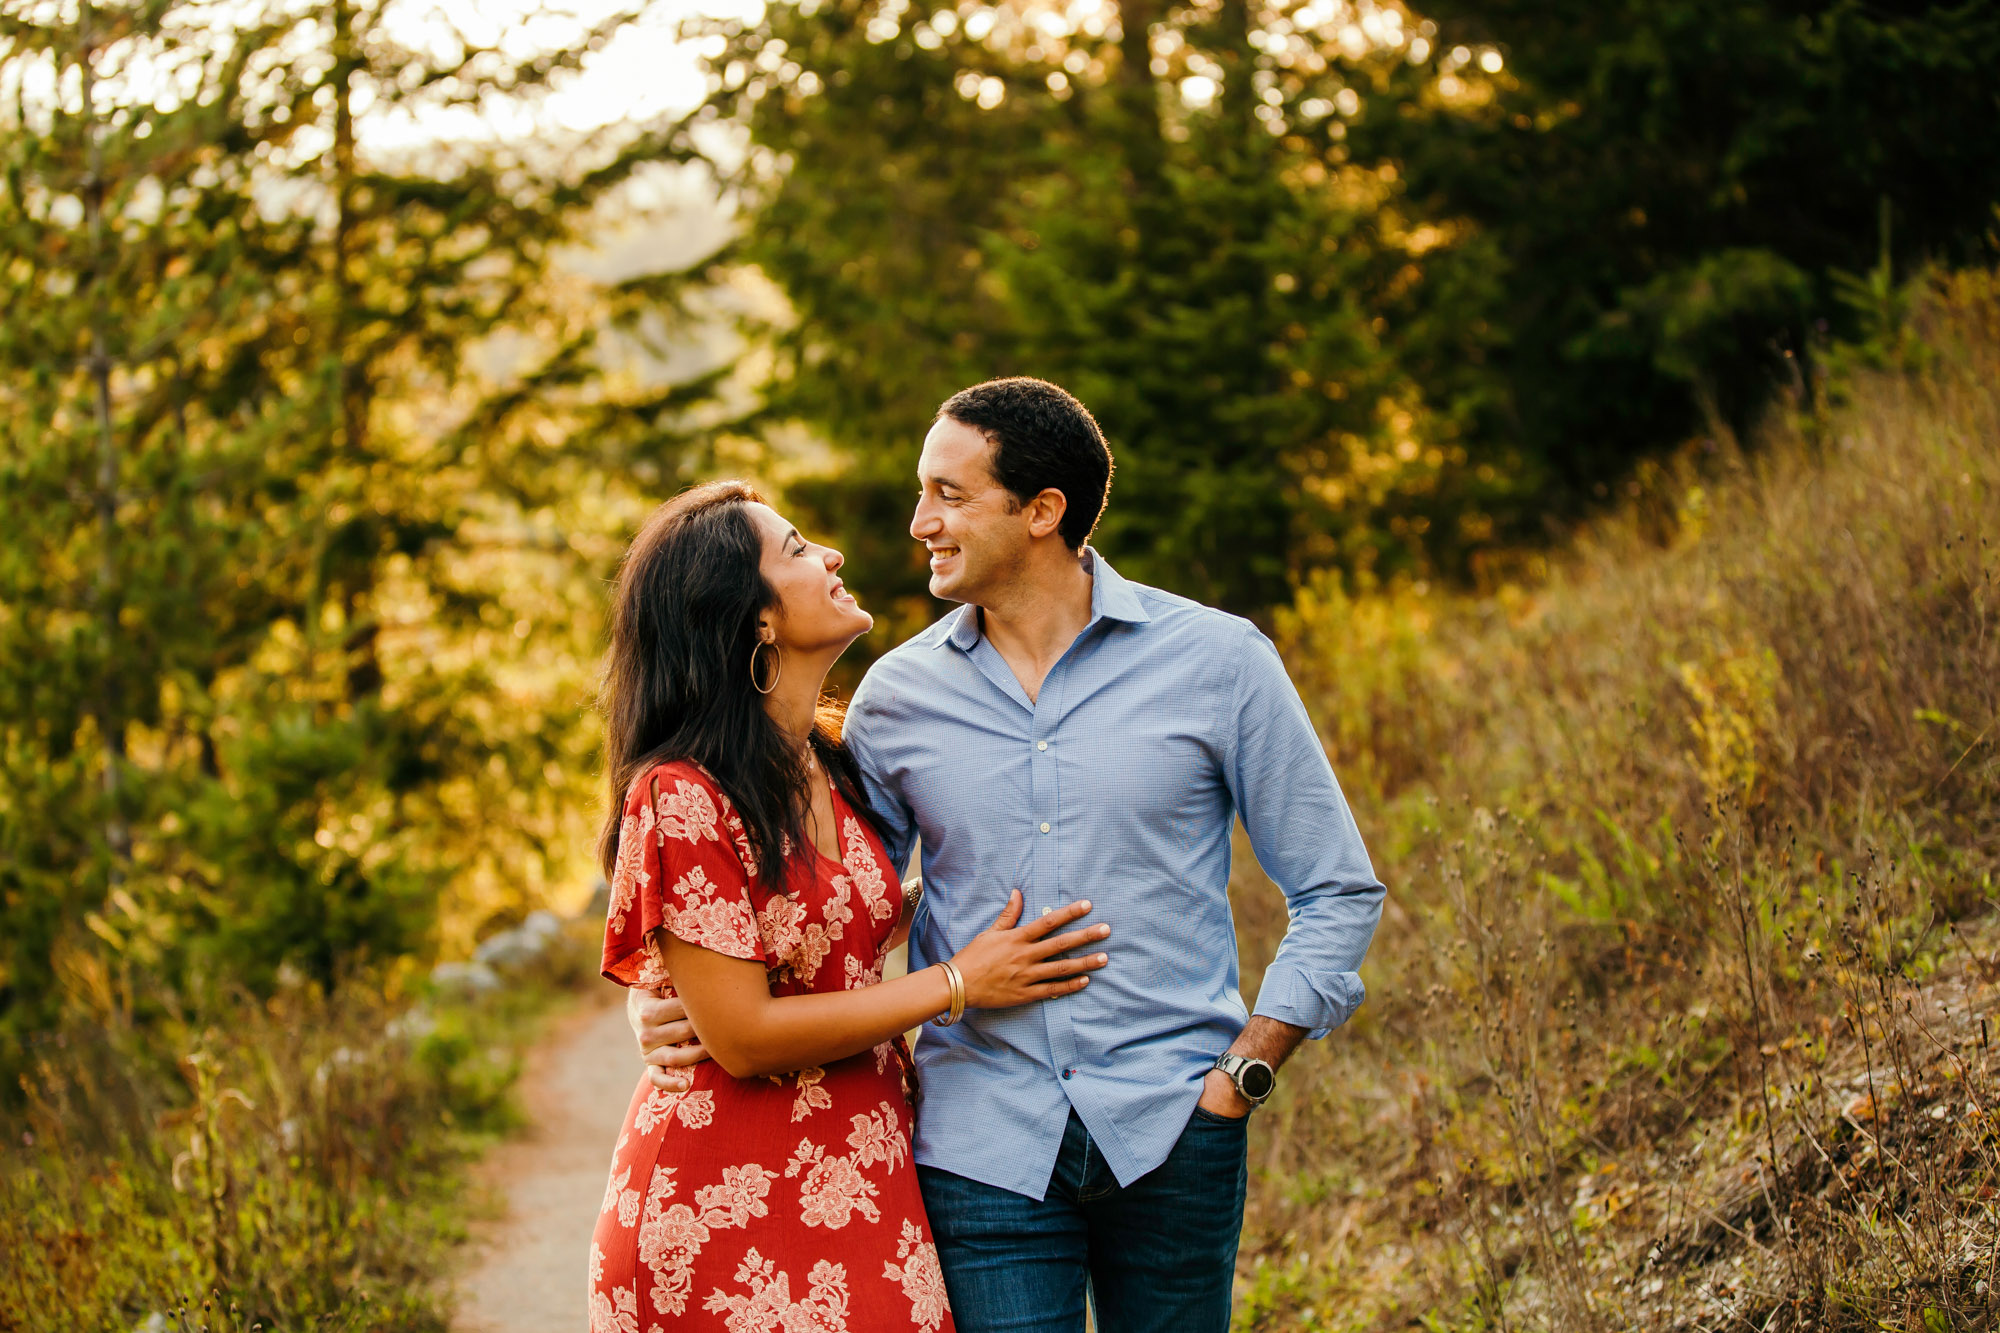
[590,481,1111,1332]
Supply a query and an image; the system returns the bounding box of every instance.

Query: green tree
[674,0,1424,629]
[0,0,714,1082]
[1354,0,2000,533]
[677,0,2000,603]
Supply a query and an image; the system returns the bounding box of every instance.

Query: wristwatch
[1211,1053,1277,1106]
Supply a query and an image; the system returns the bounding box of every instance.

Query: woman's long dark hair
[597,480,887,886]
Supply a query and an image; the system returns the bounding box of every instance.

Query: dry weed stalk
[0,983,520,1332]
[1237,272,2000,1331]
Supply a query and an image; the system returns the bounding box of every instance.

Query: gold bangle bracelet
[932,963,954,1027]
[936,961,966,1027]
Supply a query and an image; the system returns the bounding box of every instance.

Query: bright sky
[366,0,758,149]
[7,0,1461,154]
[0,0,756,150]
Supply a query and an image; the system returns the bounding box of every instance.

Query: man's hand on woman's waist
[629,987,709,1093]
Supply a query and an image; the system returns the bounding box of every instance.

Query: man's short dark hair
[937,377,1115,552]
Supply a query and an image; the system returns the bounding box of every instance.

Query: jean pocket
[1189,1105,1251,1127]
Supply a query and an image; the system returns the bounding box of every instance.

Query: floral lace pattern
[593,761,947,1331]
[703,1250,852,1332]
[789,1067,832,1123]
[883,1220,950,1332]
[845,817,897,923]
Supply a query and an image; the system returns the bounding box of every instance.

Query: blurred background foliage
[0,0,722,1087]
[2,0,1998,1324]
[693,0,2000,642]
[8,0,1995,1091]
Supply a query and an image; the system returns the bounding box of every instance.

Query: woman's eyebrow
[785,528,804,547]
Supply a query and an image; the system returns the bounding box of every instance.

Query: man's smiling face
[910,415,1029,605]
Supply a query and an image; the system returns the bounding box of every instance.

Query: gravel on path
[451,990,637,1333]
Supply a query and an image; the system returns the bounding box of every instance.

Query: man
[633,377,1383,1331]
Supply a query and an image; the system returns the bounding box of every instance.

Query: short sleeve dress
[589,760,953,1333]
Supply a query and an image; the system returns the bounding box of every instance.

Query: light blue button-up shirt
[844,551,1384,1200]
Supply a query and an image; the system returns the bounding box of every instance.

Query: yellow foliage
[1676,645,1780,806]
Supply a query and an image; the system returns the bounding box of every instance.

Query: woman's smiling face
[746,502,873,655]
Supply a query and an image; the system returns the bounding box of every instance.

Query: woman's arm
[665,891,1107,1079]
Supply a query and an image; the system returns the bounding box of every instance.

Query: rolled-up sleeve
[843,667,919,876]
[1225,624,1385,1038]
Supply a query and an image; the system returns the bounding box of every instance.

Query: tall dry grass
[0,935,600,1332]
[1233,271,2000,1331]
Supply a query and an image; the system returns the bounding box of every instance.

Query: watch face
[1239,1062,1276,1101]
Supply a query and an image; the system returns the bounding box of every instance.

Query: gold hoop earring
[750,639,782,695]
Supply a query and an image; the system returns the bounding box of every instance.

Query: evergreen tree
[672,0,1422,629]
[673,0,2000,603]
[0,0,714,1081]
[1354,0,2000,533]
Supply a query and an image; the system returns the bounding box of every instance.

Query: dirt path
[451,990,637,1333]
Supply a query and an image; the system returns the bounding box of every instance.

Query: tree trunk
[1115,0,1167,215]
[329,0,382,702]
[333,0,364,460]
[80,3,130,869]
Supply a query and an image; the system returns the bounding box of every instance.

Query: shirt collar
[1085,548,1151,627]
[939,547,1150,653]
[942,605,982,652]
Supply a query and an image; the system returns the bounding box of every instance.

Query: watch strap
[1212,1053,1275,1105]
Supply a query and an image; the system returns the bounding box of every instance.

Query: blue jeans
[917,1106,1249,1333]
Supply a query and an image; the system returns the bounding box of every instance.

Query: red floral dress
[591,760,952,1333]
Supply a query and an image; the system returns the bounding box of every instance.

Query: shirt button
[1040,822,1051,834]
[1037,741,1048,751]
[1062,1068,1075,1080]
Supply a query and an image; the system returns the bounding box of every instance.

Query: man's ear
[1024,488,1069,542]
